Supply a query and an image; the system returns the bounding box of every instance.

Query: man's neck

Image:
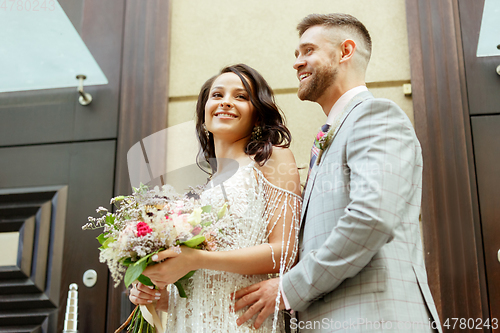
[319,82,365,116]
[317,86,343,116]
[323,85,368,124]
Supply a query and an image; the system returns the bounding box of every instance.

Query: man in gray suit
[234,13,442,332]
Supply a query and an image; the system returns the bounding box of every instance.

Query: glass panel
[477,0,500,57]
[0,1,108,93]
[127,121,239,193]
[0,232,19,266]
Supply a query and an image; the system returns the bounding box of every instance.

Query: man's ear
[339,39,356,63]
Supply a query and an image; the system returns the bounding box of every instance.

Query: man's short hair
[297,13,372,57]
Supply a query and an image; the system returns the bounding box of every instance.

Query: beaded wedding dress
[164,162,301,333]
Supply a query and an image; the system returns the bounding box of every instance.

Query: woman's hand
[129,282,163,305]
[142,246,200,288]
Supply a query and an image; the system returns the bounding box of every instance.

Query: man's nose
[293,57,305,70]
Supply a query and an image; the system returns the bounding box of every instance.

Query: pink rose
[192,226,202,236]
[136,221,152,237]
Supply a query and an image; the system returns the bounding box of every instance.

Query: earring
[251,125,262,141]
[202,124,209,137]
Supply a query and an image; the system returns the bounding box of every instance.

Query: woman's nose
[220,100,232,108]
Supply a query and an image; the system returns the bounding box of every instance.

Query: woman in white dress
[129,64,302,332]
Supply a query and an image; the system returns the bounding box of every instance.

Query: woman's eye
[212,92,222,98]
[236,94,248,100]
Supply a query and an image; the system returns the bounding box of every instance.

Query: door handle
[83,269,98,288]
[62,283,78,333]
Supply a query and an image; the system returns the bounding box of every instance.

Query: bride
[129,64,302,332]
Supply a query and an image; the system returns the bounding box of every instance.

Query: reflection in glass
[0,1,107,93]
[0,232,19,266]
[477,0,500,57]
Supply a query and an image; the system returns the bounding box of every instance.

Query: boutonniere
[315,126,335,151]
[316,109,346,165]
[316,126,335,165]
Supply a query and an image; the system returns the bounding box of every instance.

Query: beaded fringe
[165,163,301,333]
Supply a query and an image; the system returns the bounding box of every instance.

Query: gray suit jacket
[282,92,442,332]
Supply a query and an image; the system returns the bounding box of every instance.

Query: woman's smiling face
[204,72,257,141]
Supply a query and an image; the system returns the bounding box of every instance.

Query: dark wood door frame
[406,0,490,328]
[107,1,171,331]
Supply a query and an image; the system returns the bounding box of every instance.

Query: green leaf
[105,214,115,225]
[137,274,153,286]
[173,271,196,298]
[217,202,228,219]
[101,236,115,250]
[201,205,212,213]
[96,233,106,245]
[174,281,187,298]
[181,234,205,248]
[121,257,134,267]
[134,248,163,267]
[124,260,147,288]
[135,253,152,266]
[178,270,195,280]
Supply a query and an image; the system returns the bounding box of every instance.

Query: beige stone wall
[167,0,412,183]
[0,232,19,266]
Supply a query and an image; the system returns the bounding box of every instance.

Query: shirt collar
[326,85,368,125]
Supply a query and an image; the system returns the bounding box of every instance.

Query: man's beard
[297,65,337,102]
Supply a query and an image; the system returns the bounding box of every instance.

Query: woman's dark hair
[195,64,291,174]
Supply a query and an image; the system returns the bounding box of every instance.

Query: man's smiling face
[293,25,339,103]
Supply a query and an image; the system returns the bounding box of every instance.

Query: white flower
[187,207,202,225]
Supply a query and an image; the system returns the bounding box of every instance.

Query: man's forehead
[296,26,333,50]
[301,26,335,44]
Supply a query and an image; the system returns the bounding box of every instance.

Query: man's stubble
[297,64,338,103]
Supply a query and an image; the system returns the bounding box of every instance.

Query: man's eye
[306,48,313,53]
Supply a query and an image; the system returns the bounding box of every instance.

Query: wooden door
[471,116,500,329]
[0,142,115,333]
[406,0,500,330]
[459,0,500,329]
[0,0,124,332]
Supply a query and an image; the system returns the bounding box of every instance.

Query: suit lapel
[300,91,374,224]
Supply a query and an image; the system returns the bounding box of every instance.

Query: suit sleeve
[282,99,418,312]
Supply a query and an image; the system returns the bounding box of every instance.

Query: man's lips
[299,72,312,81]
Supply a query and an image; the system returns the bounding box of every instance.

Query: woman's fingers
[136,282,159,296]
[150,280,167,290]
[152,246,181,262]
[128,283,162,305]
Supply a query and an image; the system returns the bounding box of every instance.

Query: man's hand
[232,278,285,329]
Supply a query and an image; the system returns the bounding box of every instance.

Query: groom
[234,13,442,332]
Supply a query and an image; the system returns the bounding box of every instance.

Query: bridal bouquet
[83,184,229,333]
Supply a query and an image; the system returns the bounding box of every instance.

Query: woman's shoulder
[254,147,301,196]
[261,146,295,167]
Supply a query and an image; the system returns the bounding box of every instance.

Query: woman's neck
[212,136,253,174]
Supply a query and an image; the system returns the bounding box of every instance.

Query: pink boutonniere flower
[316,131,325,141]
